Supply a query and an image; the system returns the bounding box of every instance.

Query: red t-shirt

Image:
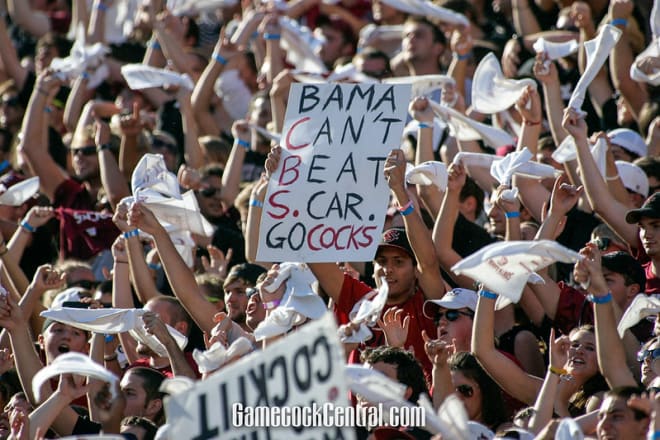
[333,274,436,379]
[53,178,96,211]
[632,237,660,295]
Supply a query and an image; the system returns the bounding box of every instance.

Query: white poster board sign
[257,83,412,262]
[165,313,356,440]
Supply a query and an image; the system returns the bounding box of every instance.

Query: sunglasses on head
[637,348,660,362]
[455,384,474,398]
[71,145,97,157]
[591,237,611,251]
[434,309,474,326]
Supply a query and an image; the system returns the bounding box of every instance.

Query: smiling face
[597,395,649,440]
[39,322,89,364]
[566,329,598,381]
[373,247,416,304]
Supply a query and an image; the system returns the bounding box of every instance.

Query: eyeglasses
[198,187,221,198]
[71,145,97,157]
[151,138,177,153]
[434,310,474,326]
[455,384,474,398]
[637,348,660,362]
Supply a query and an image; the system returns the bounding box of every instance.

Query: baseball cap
[625,192,660,224]
[616,161,649,197]
[423,288,478,319]
[601,251,646,289]
[608,128,647,158]
[378,228,414,259]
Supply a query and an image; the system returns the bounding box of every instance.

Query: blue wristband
[479,290,498,300]
[150,40,161,50]
[123,229,139,239]
[610,18,628,27]
[20,220,35,233]
[587,292,612,304]
[250,199,264,208]
[96,2,108,12]
[213,53,228,66]
[455,52,472,61]
[236,138,250,149]
[0,160,10,174]
[505,211,520,218]
[652,431,660,440]
[418,122,432,129]
[399,203,414,216]
[263,33,281,40]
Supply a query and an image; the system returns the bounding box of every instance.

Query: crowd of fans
[0,0,658,438]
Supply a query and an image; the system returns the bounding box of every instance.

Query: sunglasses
[152,138,177,153]
[199,187,221,198]
[434,310,474,326]
[637,348,660,362]
[591,237,611,251]
[71,145,97,157]
[1,96,19,107]
[455,384,474,398]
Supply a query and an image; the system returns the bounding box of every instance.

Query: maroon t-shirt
[55,207,120,260]
[333,274,436,379]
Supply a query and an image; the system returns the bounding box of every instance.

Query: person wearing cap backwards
[304,149,447,378]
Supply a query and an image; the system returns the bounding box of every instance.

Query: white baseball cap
[616,160,649,197]
[608,128,647,158]
[423,288,478,319]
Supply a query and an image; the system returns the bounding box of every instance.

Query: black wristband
[97,143,116,153]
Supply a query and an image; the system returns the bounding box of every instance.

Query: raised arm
[178,88,204,169]
[471,293,543,405]
[110,236,139,365]
[573,243,636,388]
[0,16,27,89]
[17,72,67,202]
[432,163,475,288]
[561,108,638,247]
[127,203,215,334]
[142,311,196,379]
[410,96,442,217]
[608,0,647,123]
[221,120,251,209]
[7,0,51,38]
[95,119,130,210]
[384,149,445,300]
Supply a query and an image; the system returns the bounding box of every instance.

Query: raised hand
[201,245,233,279]
[549,174,583,217]
[422,330,454,366]
[409,96,435,123]
[446,162,467,193]
[383,149,407,191]
[561,107,588,141]
[377,308,410,349]
[23,206,55,229]
[515,85,542,125]
[30,264,66,293]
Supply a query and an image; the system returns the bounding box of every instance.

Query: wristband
[398,200,414,216]
[123,228,139,239]
[651,431,660,440]
[150,40,161,50]
[44,106,52,114]
[0,160,10,174]
[115,260,128,264]
[263,33,281,40]
[104,353,118,361]
[263,299,281,310]
[454,52,472,61]
[249,198,264,208]
[213,53,228,66]
[235,138,250,149]
[610,18,628,27]
[549,365,568,376]
[80,71,90,80]
[479,290,498,300]
[505,211,520,219]
[605,174,620,181]
[148,263,162,271]
[587,292,612,304]
[96,2,108,12]
[20,220,35,233]
[418,122,432,129]
[523,119,541,126]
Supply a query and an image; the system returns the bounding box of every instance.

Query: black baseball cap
[601,251,646,289]
[377,228,414,259]
[625,193,660,224]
